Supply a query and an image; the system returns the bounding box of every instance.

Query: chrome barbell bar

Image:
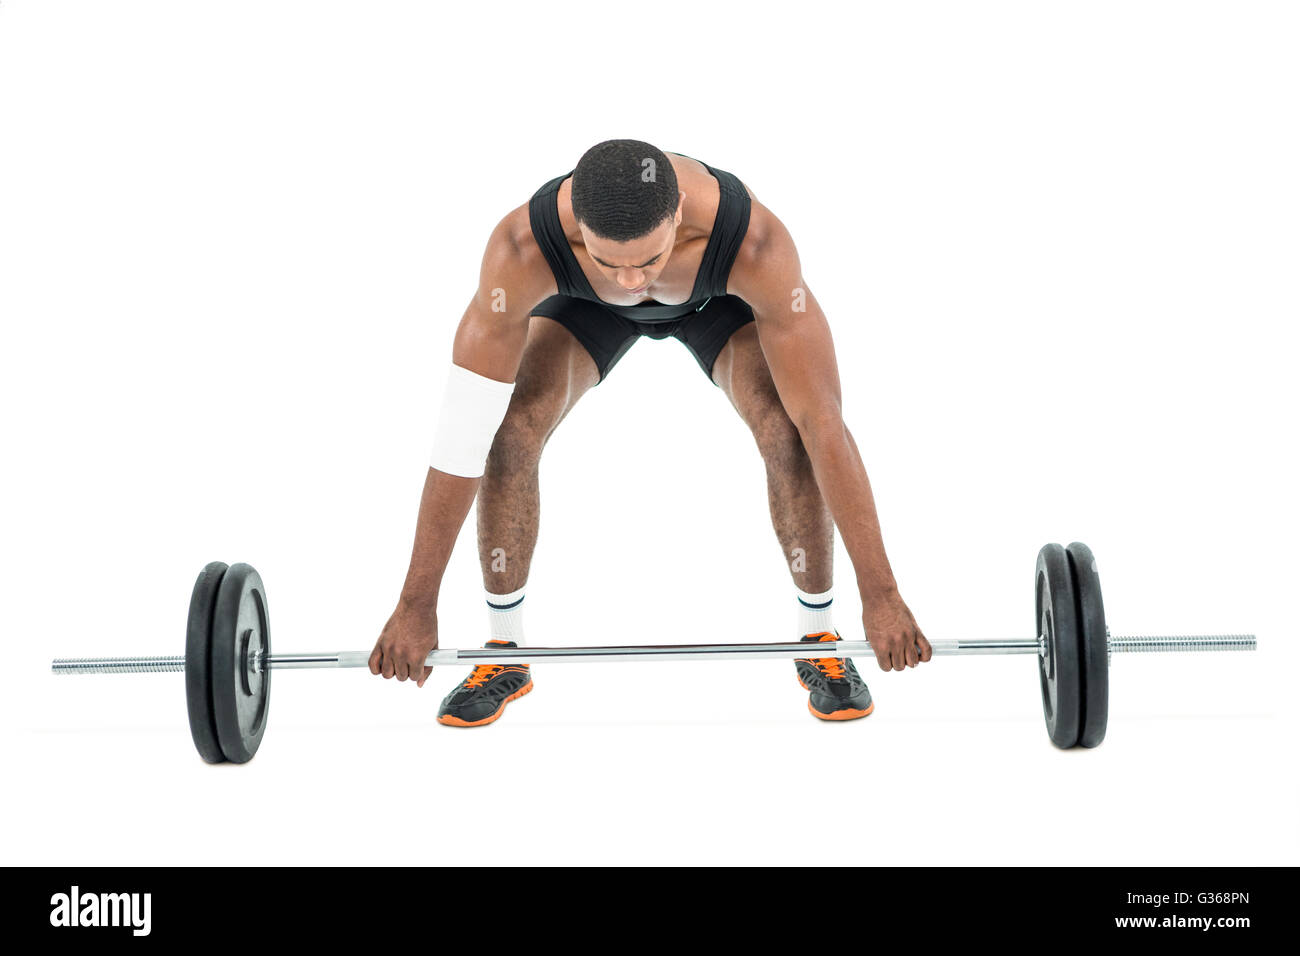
[51,632,1256,675]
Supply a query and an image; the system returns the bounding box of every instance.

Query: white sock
[796,587,835,638]
[485,586,527,646]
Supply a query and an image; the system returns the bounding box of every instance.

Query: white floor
[14,648,1287,867]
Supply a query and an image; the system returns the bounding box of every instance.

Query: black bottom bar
[10,866,1288,943]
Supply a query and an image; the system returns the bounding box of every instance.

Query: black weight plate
[211,563,271,764]
[185,561,229,764]
[1067,542,1109,748]
[1036,543,1082,749]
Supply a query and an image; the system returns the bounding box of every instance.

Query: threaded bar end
[1109,634,1256,653]
[51,656,186,674]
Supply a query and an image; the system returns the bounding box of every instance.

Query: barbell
[50,541,1255,763]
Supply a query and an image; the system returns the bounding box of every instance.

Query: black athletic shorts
[530,294,756,384]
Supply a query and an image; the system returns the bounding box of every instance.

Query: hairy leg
[712,323,834,593]
[476,315,600,593]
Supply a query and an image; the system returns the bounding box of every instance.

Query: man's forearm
[799,420,900,602]
[397,468,481,613]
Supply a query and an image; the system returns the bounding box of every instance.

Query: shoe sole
[437,680,533,728]
[807,699,874,721]
[797,677,874,721]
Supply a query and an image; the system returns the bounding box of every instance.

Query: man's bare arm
[370,207,555,684]
[393,212,541,614]
[729,204,931,671]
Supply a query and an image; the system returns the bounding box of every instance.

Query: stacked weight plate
[185,562,272,763]
[1036,542,1108,749]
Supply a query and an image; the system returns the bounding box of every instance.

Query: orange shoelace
[814,656,847,680]
[464,664,504,689]
[806,633,845,679]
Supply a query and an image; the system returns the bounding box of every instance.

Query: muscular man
[369,140,931,726]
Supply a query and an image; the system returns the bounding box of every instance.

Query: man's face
[579,197,685,296]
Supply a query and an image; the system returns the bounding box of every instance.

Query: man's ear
[675,190,685,227]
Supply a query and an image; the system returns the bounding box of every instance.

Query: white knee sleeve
[429,363,516,478]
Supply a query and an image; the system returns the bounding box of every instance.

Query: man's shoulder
[732,200,790,271]
[483,202,548,275]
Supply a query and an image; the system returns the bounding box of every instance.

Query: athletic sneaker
[436,639,533,727]
[794,632,874,721]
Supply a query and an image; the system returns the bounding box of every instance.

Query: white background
[1,1,1295,866]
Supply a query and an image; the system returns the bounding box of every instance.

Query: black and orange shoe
[436,640,533,727]
[795,632,874,721]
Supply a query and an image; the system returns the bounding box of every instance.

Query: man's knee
[484,391,562,475]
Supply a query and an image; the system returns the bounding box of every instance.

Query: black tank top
[527,157,752,323]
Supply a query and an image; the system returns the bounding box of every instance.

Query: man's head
[571,140,683,295]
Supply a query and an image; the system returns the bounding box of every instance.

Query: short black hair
[570,140,679,242]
